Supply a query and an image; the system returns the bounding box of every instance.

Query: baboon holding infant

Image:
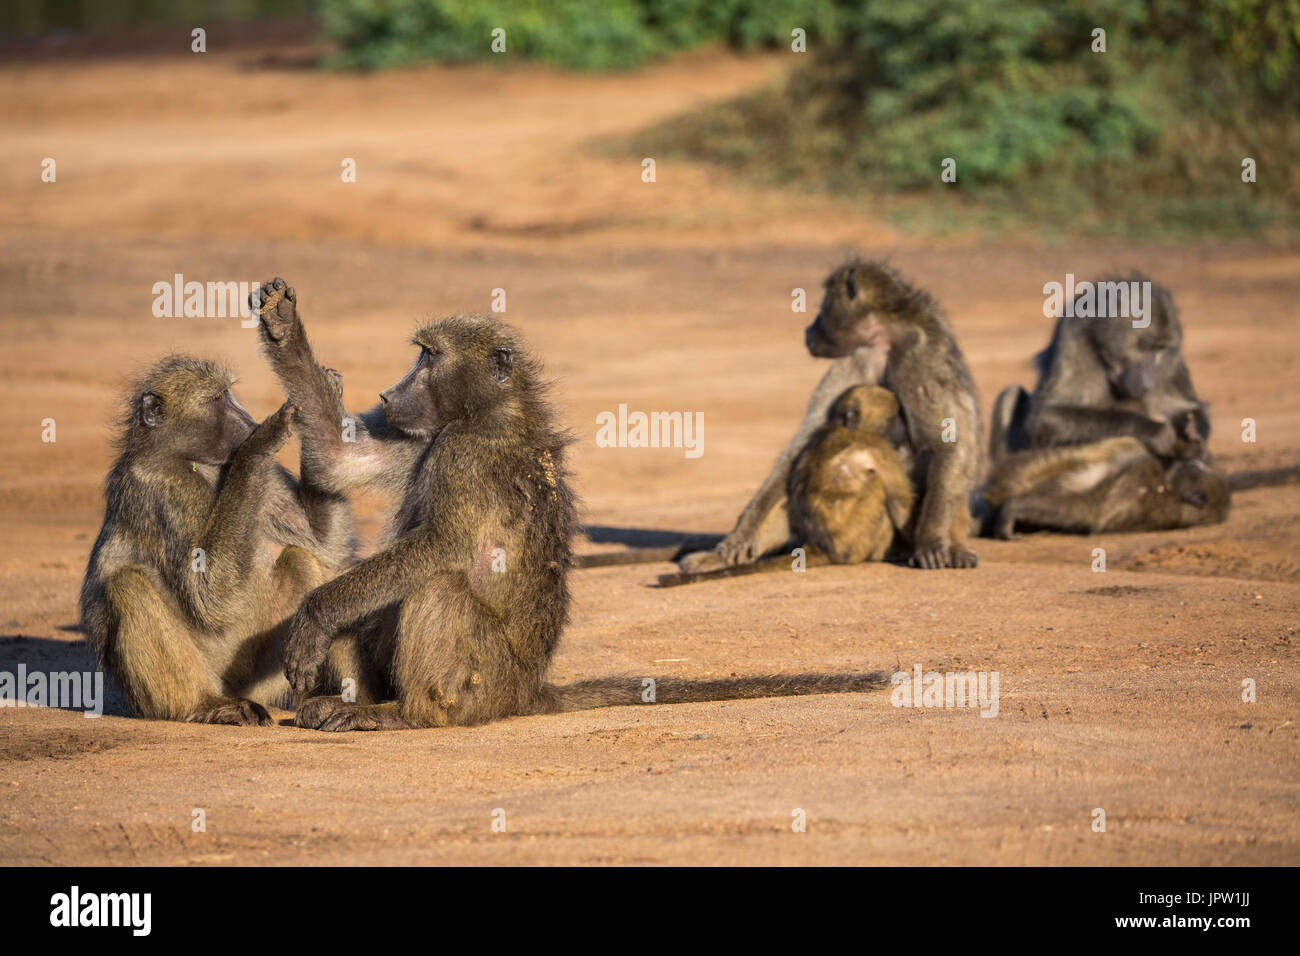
[78,357,354,724]
[683,259,981,573]
[254,279,890,730]
[984,276,1231,536]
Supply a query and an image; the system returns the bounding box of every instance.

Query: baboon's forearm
[914,450,963,546]
[299,536,438,636]
[1030,405,1167,448]
[185,455,278,622]
[297,483,356,569]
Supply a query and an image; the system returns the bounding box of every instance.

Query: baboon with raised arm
[254,279,892,730]
[788,385,915,564]
[686,260,980,572]
[984,436,1230,537]
[989,277,1209,464]
[78,357,354,724]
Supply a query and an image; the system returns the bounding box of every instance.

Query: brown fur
[788,385,915,564]
[985,436,1229,537]
[255,279,892,730]
[990,277,1209,464]
[78,357,354,724]
[688,260,980,572]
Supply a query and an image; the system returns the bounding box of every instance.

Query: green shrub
[632,0,1299,236]
[319,0,841,70]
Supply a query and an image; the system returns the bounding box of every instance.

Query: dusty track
[0,35,1297,865]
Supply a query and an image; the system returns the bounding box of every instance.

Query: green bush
[319,0,841,70]
[633,0,1300,236]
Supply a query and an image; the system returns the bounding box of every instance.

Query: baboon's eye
[846,272,859,299]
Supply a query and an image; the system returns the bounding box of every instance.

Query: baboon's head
[806,260,932,358]
[1083,277,1183,400]
[1162,458,1224,511]
[831,385,900,434]
[381,315,525,437]
[127,356,256,465]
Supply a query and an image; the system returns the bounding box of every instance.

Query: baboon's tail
[1226,464,1300,492]
[538,671,891,714]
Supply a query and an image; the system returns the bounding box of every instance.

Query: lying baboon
[687,259,980,572]
[253,279,891,730]
[78,357,354,724]
[788,385,914,564]
[990,277,1209,463]
[984,436,1229,537]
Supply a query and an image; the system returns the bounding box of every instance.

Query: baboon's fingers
[190,698,272,727]
[909,544,950,570]
[949,546,979,568]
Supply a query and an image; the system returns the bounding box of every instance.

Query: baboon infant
[984,437,1229,537]
[688,259,981,572]
[78,357,354,724]
[788,385,914,563]
[255,279,891,729]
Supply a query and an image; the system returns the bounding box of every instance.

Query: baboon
[984,436,1229,537]
[663,385,914,587]
[788,385,915,564]
[254,279,891,730]
[686,259,980,572]
[990,276,1209,463]
[78,357,355,724]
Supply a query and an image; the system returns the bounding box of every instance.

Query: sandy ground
[0,33,1297,865]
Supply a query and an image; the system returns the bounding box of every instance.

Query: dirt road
[0,34,1296,865]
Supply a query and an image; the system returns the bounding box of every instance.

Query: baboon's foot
[323,366,344,400]
[190,697,272,727]
[678,549,727,574]
[948,545,980,568]
[294,695,345,728]
[250,277,300,343]
[909,541,953,570]
[716,530,763,566]
[296,697,409,732]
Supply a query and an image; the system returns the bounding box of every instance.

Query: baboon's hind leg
[106,567,272,726]
[990,385,1031,462]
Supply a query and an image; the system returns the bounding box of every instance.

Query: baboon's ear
[140,392,163,428]
[490,346,514,383]
[846,267,859,300]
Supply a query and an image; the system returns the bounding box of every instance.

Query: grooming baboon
[78,357,354,724]
[989,276,1209,464]
[687,259,980,572]
[788,385,915,564]
[984,436,1229,537]
[254,279,891,730]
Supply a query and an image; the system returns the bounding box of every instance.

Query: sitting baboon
[254,279,891,730]
[990,276,1209,464]
[788,385,915,564]
[984,436,1229,537]
[78,357,354,724]
[685,259,981,572]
